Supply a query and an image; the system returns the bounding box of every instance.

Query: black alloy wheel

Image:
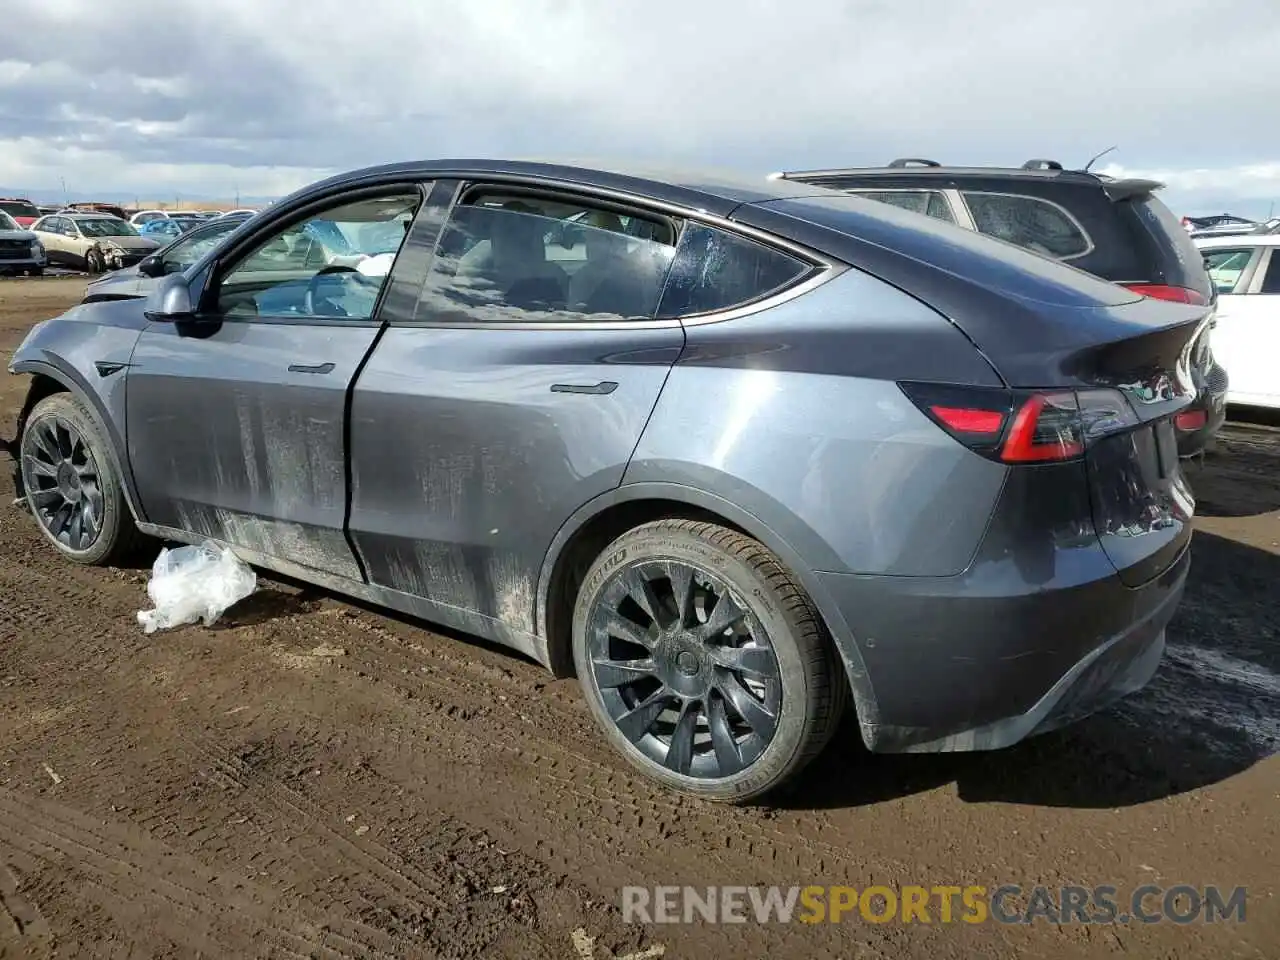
[573,519,846,802]
[20,393,146,565]
[586,558,783,778]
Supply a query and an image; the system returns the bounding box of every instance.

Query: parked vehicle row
[8,158,1209,801]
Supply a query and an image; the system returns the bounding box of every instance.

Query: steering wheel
[304,264,360,316]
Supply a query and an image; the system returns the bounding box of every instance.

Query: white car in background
[1196,234,1280,409]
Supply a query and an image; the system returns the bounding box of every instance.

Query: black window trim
[394,176,840,332]
[955,189,1096,262]
[192,179,434,329]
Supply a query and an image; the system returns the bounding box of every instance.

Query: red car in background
[0,198,41,228]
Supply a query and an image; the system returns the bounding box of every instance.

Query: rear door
[125,182,426,579]
[347,180,684,643]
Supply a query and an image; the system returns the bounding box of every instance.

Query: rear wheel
[572,519,846,802]
[19,393,146,565]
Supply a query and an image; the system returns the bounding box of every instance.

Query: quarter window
[853,189,956,224]
[960,192,1091,259]
[213,191,420,320]
[655,223,812,318]
[418,192,678,323]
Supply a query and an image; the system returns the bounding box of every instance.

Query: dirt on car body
[0,277,1276,958]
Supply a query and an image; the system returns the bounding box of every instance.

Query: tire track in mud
[0,787,411,959]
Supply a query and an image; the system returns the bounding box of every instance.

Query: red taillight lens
[1175,409,1208,432]
[930,406,1005,435]
[1121,283,1208,307]
[900,382,1138,464]
[1000,393,1084,462]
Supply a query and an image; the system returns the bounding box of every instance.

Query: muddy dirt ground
[0,277,1276,959]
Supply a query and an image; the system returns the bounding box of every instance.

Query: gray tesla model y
[7,159,1201,801]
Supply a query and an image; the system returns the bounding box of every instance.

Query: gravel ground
[0,277,1276,959]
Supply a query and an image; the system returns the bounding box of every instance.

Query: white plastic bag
[136,540,257,634]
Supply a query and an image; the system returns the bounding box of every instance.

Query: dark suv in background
[774,159,1228,456]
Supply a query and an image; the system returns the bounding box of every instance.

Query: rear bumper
[1176,360,1228,458]
[819,540,1190,753]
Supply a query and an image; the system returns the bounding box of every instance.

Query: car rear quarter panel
[625,266,1009,578]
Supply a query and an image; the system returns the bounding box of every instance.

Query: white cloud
[0,0,1278,213]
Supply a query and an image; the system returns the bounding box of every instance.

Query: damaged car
[30,212,160,273]
[8,160,1203,801]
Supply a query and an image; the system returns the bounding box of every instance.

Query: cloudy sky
[2,0,1278,216]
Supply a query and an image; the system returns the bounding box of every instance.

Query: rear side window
[853,190,956,224]
[961,192,1091,259]
[656,224,812,318]
[1261,251,1280,294]
[420,191,678,323]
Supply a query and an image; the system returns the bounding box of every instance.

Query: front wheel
[85,249,105,274]
[572,519,847,802]
[19,393,147,565]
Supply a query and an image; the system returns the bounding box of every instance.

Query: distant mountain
[0,187,279,207]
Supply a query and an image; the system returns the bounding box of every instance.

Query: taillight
[1121,283,1208,307]
[1175,409,1207,432]
[900,382,1138,464]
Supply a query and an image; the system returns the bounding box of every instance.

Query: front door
[125,184,425,579]
[347,182,685,645]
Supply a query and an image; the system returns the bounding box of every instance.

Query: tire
[572,519,847,802]
[19,393,147,565]
[85,249,104,274]
[26,267,43,278]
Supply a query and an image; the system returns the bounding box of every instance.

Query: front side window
[418,191,678,323]
[656,223,813,318]
[853,189,957,224]
[1202,247,1255,294]
[213,190,420,320]
[961,192,1091,259]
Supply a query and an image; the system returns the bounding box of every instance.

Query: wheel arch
[535,481,880,737]
[11,360,145,523]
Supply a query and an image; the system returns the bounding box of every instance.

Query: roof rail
[887,158,941,168]
[1021,159,1064,171]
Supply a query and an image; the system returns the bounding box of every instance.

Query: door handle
[550,381,618,395]
[288,362,335,375]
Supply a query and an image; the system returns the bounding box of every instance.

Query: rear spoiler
[1101,178,1165,202]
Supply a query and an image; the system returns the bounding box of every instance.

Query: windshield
[0,200,39,219]
[0,211,19,231]
[76,218,140,238]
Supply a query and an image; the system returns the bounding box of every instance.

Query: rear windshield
[1121,193,1212,299]
[0,200,39,218]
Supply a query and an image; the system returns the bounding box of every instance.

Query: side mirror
[144,273,197,322]
[138,256,164,278]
